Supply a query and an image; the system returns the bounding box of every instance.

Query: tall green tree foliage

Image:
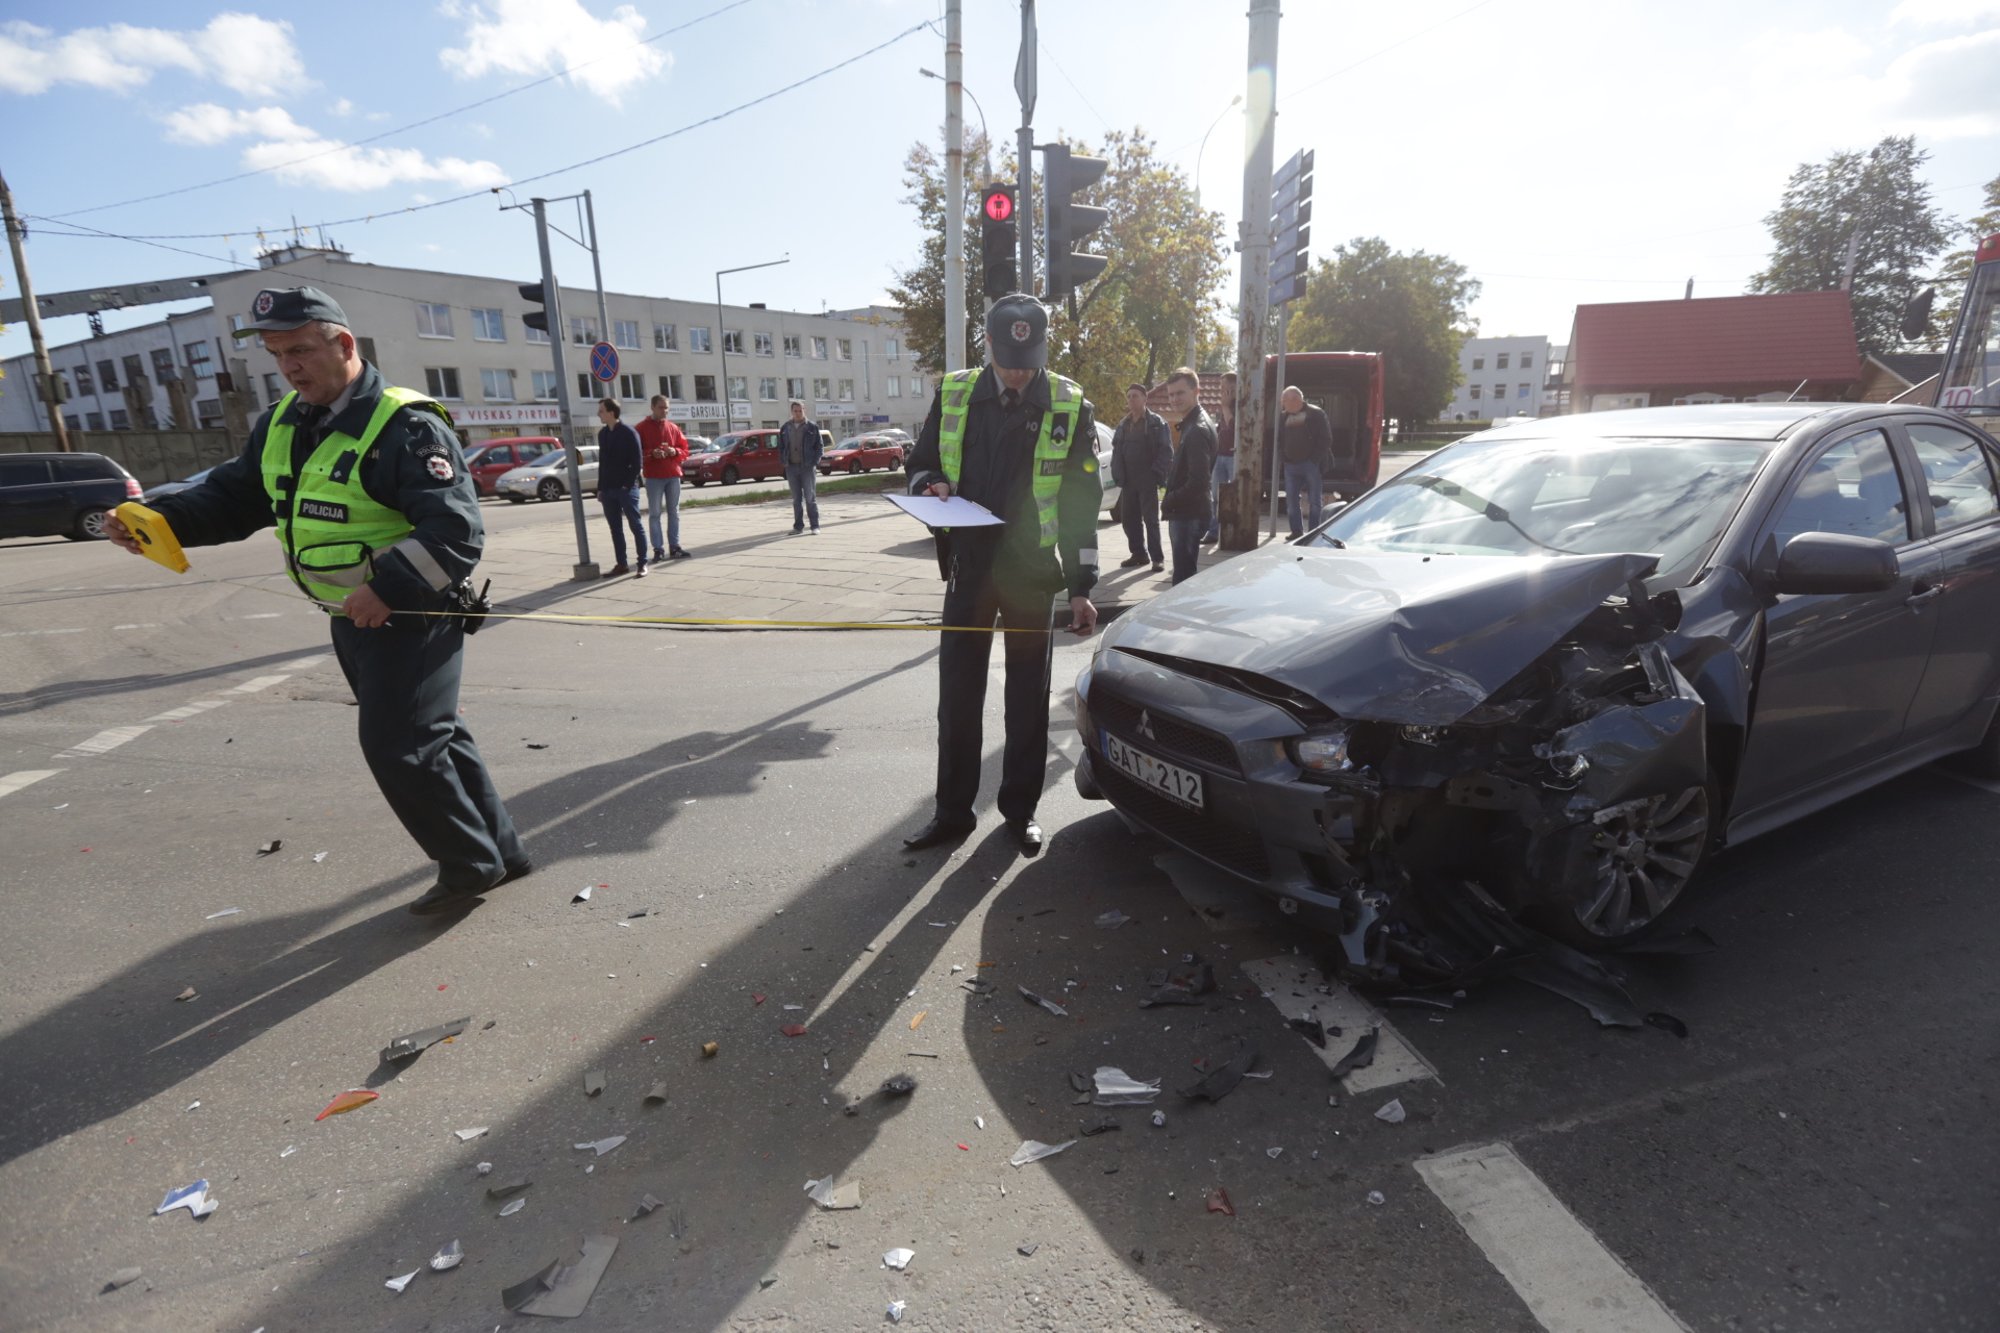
[1747,135,1952,355]
[885,133,992,379]
[1287,237,1479,425]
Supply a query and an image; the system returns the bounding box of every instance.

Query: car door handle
[1906,582,1943,607]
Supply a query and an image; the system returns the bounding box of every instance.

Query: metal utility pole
[1223,0,1281,551]
[943,0,966,373]
[0,170,71,451]
[1015,0,1037,297]
[1188,94,1242,368]
[717,256,790,429]
[532,197,596,580]
[583,189,611,344]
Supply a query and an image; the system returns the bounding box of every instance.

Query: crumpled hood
[1101,545,1661,724]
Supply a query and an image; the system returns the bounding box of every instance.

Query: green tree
[1747,135,1952,355]
[1925,171,2000,350]
[1287,237,1479,425]
[885,132,992,379]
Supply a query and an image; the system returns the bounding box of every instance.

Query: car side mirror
[1900,287,1936,342]
[1772,531,1899,595]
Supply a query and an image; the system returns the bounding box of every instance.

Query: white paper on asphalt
[883,493,1004,528]
[1237,956,1439,1093]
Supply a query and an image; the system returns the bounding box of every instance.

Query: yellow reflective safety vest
[937,369,1083,548]
[259,386,447,611]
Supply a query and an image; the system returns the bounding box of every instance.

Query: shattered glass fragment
[487,1179,532,1200]
[573,1136,626,1157]
[453,1126,488,1142]
[385,1270,418,1294]
[1095,910,1132,929]
[1092,1067,1161,1106]
[1375,1098,1407,1124]
[804,1176,861,1210]
[1009,1139,1075,1167]
[314,1089,378,1121]
[499,1198,526,1217]
[1179,1038,1257,1103]
[1330,1028,1378,1079]
[883,1247,915,1271]
[888,1298,907,1323]
[429,1239,464,1272]
[1018,986,1068,1017]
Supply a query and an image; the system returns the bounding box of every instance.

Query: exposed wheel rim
[1572,785,1709,939]
[537,479,562,501]
[79,509,111,538]
[722,468,738,484]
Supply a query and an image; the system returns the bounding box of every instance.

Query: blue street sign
[589,341,619,382]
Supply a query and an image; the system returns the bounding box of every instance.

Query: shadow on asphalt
[0,646,333,720]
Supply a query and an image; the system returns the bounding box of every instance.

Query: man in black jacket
[1110,384,1171,571]
[1158,367,1216,585]
[103,286,527,916]
[596,398,646,576]
[901,295,1101,856]
[1278,385,1335,538]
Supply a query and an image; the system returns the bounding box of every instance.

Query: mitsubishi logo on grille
[1136,710,1157,741]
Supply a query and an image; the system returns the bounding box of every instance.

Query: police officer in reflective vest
[902,294,1102,856]
[104,287,530,915]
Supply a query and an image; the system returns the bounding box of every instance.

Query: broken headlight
[1288,727,1353,777]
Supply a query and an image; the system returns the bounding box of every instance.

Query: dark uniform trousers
[935,562,1058,824]
[330,612,524,891]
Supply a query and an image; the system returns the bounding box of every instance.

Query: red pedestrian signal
[983,188,1015,223]
[979,185,1018,299]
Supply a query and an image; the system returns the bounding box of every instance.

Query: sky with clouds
[1,0,1995,367]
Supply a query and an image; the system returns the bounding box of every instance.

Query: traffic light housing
[1043,145,1109,301]
[519,280,551,334]
[979,185,1018,299]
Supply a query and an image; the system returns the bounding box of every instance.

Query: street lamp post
[716,256,789,431]
[921,67,991,181]
[1188,94,1243,368]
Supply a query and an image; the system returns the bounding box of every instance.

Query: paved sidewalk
[474,486,1244,629]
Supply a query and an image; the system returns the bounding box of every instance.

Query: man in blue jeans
[595,398,646,576]
[778,399,823,534]
[1278,386,1333,539]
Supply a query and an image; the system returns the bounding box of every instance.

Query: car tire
[505,495,526,504]
[536,478,564,502]
[721,466,739,485]
[1536,772,1718,951]
[689,478,706,487]
[71,507,112,541]
[1948,704,2000,778]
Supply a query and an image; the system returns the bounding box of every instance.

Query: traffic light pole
[1015,1,1036,297]
[531,196,597,580]
[943,0,966,372]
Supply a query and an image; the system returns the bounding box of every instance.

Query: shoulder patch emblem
[426,455,454,481]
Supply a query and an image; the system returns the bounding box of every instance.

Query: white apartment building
[1439,334,1551,423]
[1,244,925,444]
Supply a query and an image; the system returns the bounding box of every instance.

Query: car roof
[10,451,118,462]
[1469,402,1867,442]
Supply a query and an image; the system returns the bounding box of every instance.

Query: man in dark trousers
[103,286,528,916]
[901,294,1102,856]
[1110,383,1172,571]
[1279,385,1335,538]
[596,398,646,576]
[779,400,824,534]
[1158,367,1217,585]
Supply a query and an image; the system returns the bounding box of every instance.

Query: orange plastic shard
[779,1024,808,1038]
[1206,1187,1235,1216]
[315,1089,380,1121]
[909,1011,928,1031]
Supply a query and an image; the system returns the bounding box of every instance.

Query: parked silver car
[496,446,599,503]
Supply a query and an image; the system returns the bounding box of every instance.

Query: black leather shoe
[1006,818,1044,857]
[496,858,533,887]
[1119,554,1149,568]
[903,817,974,849]
[408,881,481,916]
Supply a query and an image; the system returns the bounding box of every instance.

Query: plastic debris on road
[1079,1114,1119,1137]
[882,1248,915,1271]
[1008,1139,1075,1168]
[381,1016,471,1063]
[502,1234,619,1318]
[475,1161,492,1175]
[155,1180,214,1218]
[257,840,282,856]
[583,1069,606,1097]
[1375,1098,1407,1124]
[487,1179,532,1199]
[1366,1190,1386,1206]
[429,1239,464,1272]
[701,1041,719,1058]
[281,1145,297,1158]
[1092,1066,1161,1105]
[1094,910,1132,929]
[314,1089,378,1121]
[1206,1188,1235,1216]
[499,1198,527,1217]
[204,908,242,920]
[780,1023,809,1037]
[975,1115,986,1130]
[1017,1242,1039,1257]
[312,851,328,863]
[1018,986,1068,1018]
[454,1126,488,1142]
[645,1081,668,1104]
[174,987,197,1002]
[1150,1110,1166,1127]
[908,1010,928,1031]
[634,1193,664,1219]
[104,1267,143,1291]
[1330,1027,1379,1080]
[572,885,593,902]
[185,1101,200,1112]
[1139,955,1216,1008]
[574,1135,626,1157]
[385,1270,418,1294]
[804,1175,862,1210]
[1286,1015,1330,1049]
[880,1073,917,1098]
[1266,1146,1284,1159]
[1180,1038,1257,1103]
[888,1298,908,1322]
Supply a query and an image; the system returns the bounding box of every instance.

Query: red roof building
[1563,290,1863,412]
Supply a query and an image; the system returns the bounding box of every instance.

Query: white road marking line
[1415,1142,1689,1333]
[0,769,63,799]
[146,699,232,723]
[227,612,284,620]
[110,622,163,631]
[279,656,328,671]
[1240,956,1440,1093]
[0,626,89,639]
[229,674,292,694]
[55,725,154,760]
[1938,768,2000,797]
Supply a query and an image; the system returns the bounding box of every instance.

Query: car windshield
[1308,435,1772,583]
[537,451,565,469]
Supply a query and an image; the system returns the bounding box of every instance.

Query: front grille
[1089,687,1240,773]
[1098,763,1271,879]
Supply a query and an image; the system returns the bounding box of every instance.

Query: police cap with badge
[232,286,350,336]
[986,293,1048,370]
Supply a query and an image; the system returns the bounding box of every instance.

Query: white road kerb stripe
[55,726,153,760]
[146,699,232,723]
[1416,1143,1689,1333]
[229,674,292,694]
[1239,956,1439,1092]
[0,770,63,799]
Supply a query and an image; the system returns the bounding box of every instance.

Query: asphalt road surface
[2,502,1996,1331]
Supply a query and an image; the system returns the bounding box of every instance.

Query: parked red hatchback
[465,437,559,496]
[819,433,905,476]
[685,430,787,486]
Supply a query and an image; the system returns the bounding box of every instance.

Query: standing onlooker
[1203,370,1237,544]
[1159,367,1217,585]
[778,400,823,534]
[1110,383,1172,571]
[596,398,646,576]
[1278,385,1334,538]
[638,393,691,561]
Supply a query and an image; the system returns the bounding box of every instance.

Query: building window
[887,375,901,398]
[151,348,176,383]
[786,377,805,399]
[526,323,550,345]
[109,408,131,430]
[1520,352,1532,368]
[1471,356,1484,370]
[196,399,223,427]
[909,375,924,400]
[836,338,852,361]
[689,327,712,353]
[425,367,463,400]
[75,364,96,394]
[812,377,831,400]
[613,319,640,349]
[532,370,560,400]
[1497,353,1510,370]
[659,374,684,398]
[577,372,596,401]
[481,368,517,400]
[727,375,748,402]
[86,411,106,430]
[753,331,774,357]
[758,377,778,401]
[570,316,600,346]
[838,378,855,401]
[722,329,744,354]
[614,373,641,399]
[693,374,717,402]
[63,413,80,430]
[1469,385,1482,400]
[263,373,282,401]
[472,307,506,341]
[97,359,119,392]
[811,336,828,360]
[886,338,900,360]
[1517,383,1530,399]
[417,303,454,338]
[1493,384,1505,399]
[783,334,802,357]
[654,323,677,351]
[184,343,214,379]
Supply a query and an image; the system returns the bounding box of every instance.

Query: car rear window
[0,458,54,487]
[54,456,120,481]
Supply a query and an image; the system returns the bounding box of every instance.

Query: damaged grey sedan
[1074,403,2000,980]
